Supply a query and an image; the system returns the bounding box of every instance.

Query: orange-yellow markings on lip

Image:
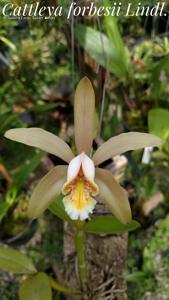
[62,174,98,210]
[70,180,90,210]
[62,160,99,220]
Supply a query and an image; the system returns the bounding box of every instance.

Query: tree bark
[64,224,128,300]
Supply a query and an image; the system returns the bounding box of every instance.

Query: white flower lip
[63,196,96,221]
[62,153,99,220]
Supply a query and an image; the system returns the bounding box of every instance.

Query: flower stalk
[75,226,88,291]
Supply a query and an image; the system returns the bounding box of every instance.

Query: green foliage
[85,216,140,234]
[12,151,44,192]
[128,215,169,299]
[19,272,52,300]
[50,198,140,234]
[143,217,169,275]
[0,247,36,274]
[103,0,130,74]
[148,108,169,140]
[0,151,44,222]
[75,24,129,79]
[0,36,16,51]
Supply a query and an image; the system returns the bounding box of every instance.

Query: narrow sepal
[95,168,132,224]
[5,128,74,163]
[28,165,67,219]
[74,77,95,155]
[93,132,162,165]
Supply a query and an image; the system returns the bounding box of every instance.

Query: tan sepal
[93,132,162,165]
[95,168,131,224]
[5,128,74,163]
[28,165,67,219]
[74,77,95,155]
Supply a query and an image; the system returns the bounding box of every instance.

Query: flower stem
[75,227,88,291]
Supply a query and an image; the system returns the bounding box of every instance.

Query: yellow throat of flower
[62,171,99,220]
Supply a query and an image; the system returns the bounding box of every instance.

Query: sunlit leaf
[0,247,36,274]
[13,151,45,191]
[50,278,78,294]
[29,103,59,113]
[84,216,140,234]
[19,272,52,300]
[0,35,16,51]
[151,54,169,98]
[103,0,130,74]
[75,24,128,78]
[148,108,169,140]
[0,151,45,222]
[127,271,145,282]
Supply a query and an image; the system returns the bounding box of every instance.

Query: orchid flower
[4,77,161,224]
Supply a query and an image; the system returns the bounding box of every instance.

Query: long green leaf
[19,273,52,300]
[0,36,16,51]
[29,103,59,113]
[0,151,44,222]
[148,108,169,140]
[0,247,36,274]
[12,151,44,191]
[75,24,128,78]
[151,54,169,98]
[103,0,130,74]
[84,216,140,234]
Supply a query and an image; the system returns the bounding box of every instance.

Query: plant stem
[49,278,78,294]
[75,228,88,291]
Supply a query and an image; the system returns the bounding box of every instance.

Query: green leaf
[50,277,78,294]
[0,247,37,274]
[75,24,128,78]
[0,35,16,51]
[13,151,45,191]
[84,216,140,234]
[152,53,169,78]
[19,273,52,300]
[29,103,59,113]
[103,0,130,74]
[0,202,9,222]
[151,54,169,99]
[0,113,20,133]
[127,271,145,282]
[49,195,72,223]
[0,151,45,222]
[148,108,169,140]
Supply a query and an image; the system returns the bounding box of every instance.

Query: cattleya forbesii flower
[5,77,161,224]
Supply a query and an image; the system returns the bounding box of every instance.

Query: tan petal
[28,165,67,219]
[93,132,162,165]
[74,77,95,155]
[95,168,131,224]
[5,128,74,163]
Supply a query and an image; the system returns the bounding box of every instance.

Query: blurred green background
[0,0,169,299]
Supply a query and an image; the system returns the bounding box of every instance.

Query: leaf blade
[84,216,140,234]
[75,24,128,78]
[148,108,169,140]
[0,247,36,274]
[19,272,52,300]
